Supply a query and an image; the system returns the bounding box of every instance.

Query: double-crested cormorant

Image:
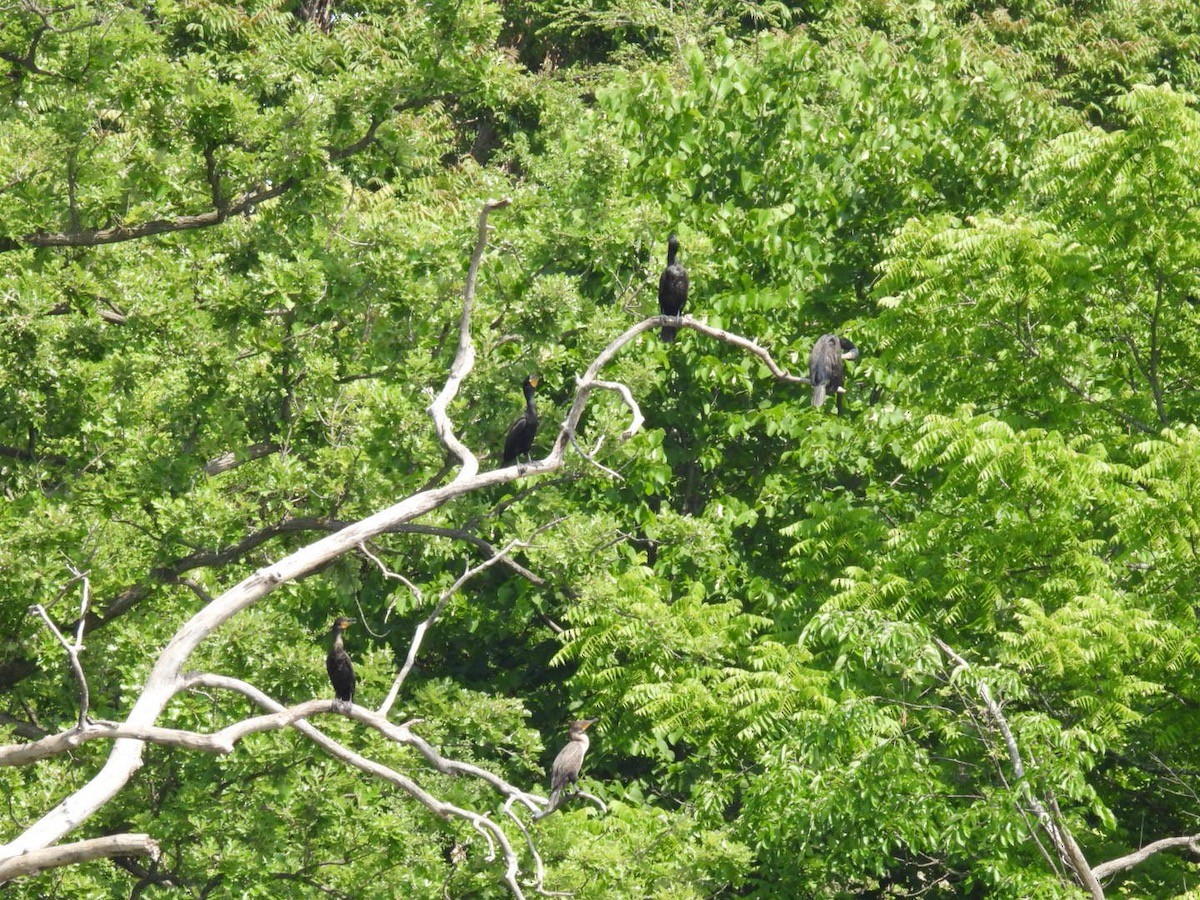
[809,334,859,412]
[538,718,596,818]
[326,616,356,708]
[502,375,540,466]
[658,234,688,342]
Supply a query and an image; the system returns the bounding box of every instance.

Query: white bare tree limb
[174,673,545,810]
[428,197,510,477]
[377,537,527,718]
[29,569,91,729]
[1092,833,1200,881]
[589,378,644,440]
[503,797,572,898]
[180,673,532,897]
[0,201,815,892]
[551,315,809,463]
[0,834,159,883]
[682,317,811,385]
[936,639,1104,900]
[390,524,547,587]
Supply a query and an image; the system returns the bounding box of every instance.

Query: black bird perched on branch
[809,334,859,413]
[502,375,540,466]
[537,718,596,819]
[658,233,688,342]
[326,616,356,709]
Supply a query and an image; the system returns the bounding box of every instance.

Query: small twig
[377,537,527,718]
[29,569,92,728]
[569,433,622,480]
[68,567,89,651]
[503,798,572,898]
[358,543,424,626]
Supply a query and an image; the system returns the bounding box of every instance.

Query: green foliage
[5,0,1200,897]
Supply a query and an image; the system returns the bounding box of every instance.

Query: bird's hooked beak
[580,718,597,729]
[529,375,541,388]
[842,348,859,361]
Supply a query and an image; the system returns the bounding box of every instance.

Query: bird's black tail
[661,324,678,342]
[812,383,827,407]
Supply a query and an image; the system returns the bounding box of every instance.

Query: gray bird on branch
[809,333,859,413]
[536,718,596,819]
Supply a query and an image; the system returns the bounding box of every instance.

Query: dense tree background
[3,0,1200,896]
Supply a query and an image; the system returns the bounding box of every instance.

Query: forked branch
[428,197,511,477]
[29,569,92,729]
[936,639,1103,899]
[180,673,533,898]
[0,202,817,895]
[377,535,527,717]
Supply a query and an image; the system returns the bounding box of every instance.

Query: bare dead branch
[0,834,159,883]
[203,442,281,476]
[28,570,91,729]
[682,317,811,385]
[1092,833,1200,881]
[181,674,531,898]
[590,379,644,440]
[532,786,606,822]
[936,639,1103,899]
[427,197,511,475]
[0,201,809,892]
[0,719,224,766]
[378,537,527,718]
[502,796,573,898]
[551,315,808,463]
[1,686,552,830]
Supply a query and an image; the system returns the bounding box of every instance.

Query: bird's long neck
[524,383,537,418]
[572,732,589,752]
[332,628,345,651]
[667,241,679,266]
